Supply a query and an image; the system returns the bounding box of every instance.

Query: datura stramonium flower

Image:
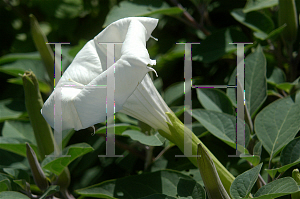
[41,17,171,133]
[41,17,235,195]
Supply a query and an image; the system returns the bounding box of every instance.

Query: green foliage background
[0,0,300,198]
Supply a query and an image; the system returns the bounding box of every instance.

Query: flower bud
[26,143,49,192]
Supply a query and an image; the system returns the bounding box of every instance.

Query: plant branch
[153,145,174,162]
[247,161,266,187]
[169,0,211,36]
[268,159,272,183]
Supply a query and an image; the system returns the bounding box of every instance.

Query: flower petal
[42,17,158,130]
[120,74,171,133]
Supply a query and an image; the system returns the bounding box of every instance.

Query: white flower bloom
[41,17,171,133]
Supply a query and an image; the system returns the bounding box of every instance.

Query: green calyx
[164,112,235,196]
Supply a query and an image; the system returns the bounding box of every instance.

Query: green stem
[163,112,235,196]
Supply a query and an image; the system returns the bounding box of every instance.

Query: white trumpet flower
[41,17,171,133]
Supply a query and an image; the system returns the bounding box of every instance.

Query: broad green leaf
[41,143,94,176]
[0,59,49,83]
[0,137,38,158]
[276,83,293,92]
[62,129,75,149]
[39,185,60,199]
[0,52,40,65]
[231,9,274,34]
[0,99,24,122]
[6,77,51,94]
[266,137,300,173]
[122,130,165,146]
[243,0,278,13]
[255,96,300,159]
[0,191,30,198]
[140,194,176,199]
[227,45,267,116]
[0,173,11,192]
[164,82,184,106]
[254,141,262,157]
[267,66,286,85]
[254,177,299,199]
[254,24,287,40]
[191,109,250,153]
[95,123,140,135]
[116,112,138,125]
[192,28,249,63]
[2,121,36,145]
[177,178,206,199]
[230,163,263,199]
[245,45,267,116]
[196,88,234,115]
[104,0,182,26]
[3,168,30,182]
[76,170,195,198]
[241,155,261,167]
[197,144,231,199]
[265,169,277,179]
[280,137,300,170]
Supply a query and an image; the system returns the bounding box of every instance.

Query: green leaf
[265,169,277,179]
[241,155,261,167]
[266,137,300,173]
[6,77,51,94]
[39,185,60,199]
[104,0,182,27]
[0,191,30,198]
[254,24,287,40]
[164,82,184,106]
[197,144,231,199]
[140,194,176,199]
[191,109,250,153]
[196,88,234,115]
[227,45,267,116]
[0,137,38,158]
[255,96,300,159]
[276,82,295,93]
[0,52,40,65]
[0,99,24,122]
[41,143,94,176]
[0,173,11,192]
[122,130,165,146]
[177,178,206,199]
[231,9,274,34]
[3,168,30,183]
[267,66,286,85]
[243,0,278,13]
[245,45,267,116]
[62,129,75,149]
[254,177,299,199]
[95,123,140,135]
[0,59,49,83]
[2,121,36,145]
[76,170,196,198]
[192,28,249,63]
[230,163,263,199]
